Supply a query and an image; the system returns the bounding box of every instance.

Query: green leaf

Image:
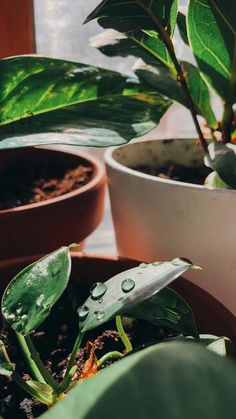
[177,12,189,45]
[205,142,236,188]
[41,341,236,419]
[134,59,217,128]
[204,171,230,189]
[85,0,178,69]
[26,381,56,405]
[125,287,198,338]
[187,0,236,99]
[1,247,71,335]
[78,258,196,333]
[0,56,170,149]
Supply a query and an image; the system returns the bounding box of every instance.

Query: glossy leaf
[187,0,236,99]
[85,0,178,69]
[78,258,196,333]
[205,142,236,188]
[1,247,71,335]
[41,341,236,419]
[125,287,198,338]
[0,56,171,149]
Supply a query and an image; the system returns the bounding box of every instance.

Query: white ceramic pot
[105,139,236,316]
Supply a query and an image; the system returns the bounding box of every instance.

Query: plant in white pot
[84,0,236,315]
[0,55,170,260]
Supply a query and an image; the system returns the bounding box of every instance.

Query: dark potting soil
[0,161,93,211]
[133,163,211,185]
[0,279,178,419]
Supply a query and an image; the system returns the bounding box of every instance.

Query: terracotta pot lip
[105,139,236,195]
[0,146,106,216]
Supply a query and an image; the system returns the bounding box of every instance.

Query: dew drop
[121,278,135,293]
[36,294,44,307]
[6,289,10,296]
[78,305,89,320]
[21,314,28,323]
[90,282,107,300]
[152,261,163,266]
[16,307,23,315]
[98,298,103,304]
[139,263,148,269]
[96,311,105,320]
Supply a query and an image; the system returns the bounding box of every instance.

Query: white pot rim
[105,139,236,195]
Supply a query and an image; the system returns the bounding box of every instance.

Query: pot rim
[0,145,106,216]
[105,139,236,195]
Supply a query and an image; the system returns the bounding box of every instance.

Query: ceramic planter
[0,252,235,343]
[105,139,236,316]
[0,146,106,261]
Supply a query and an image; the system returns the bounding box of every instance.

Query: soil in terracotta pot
[0,279,179,419]
[133,163,211,185]
[0,161,93,210]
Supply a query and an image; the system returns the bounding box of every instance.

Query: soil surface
[0,279,178,419]
[133,163,211,185]
[0,161,93,210]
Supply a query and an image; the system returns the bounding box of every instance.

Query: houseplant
[0,55,171,261]
[0,247,236,418]
[84,0,236,314]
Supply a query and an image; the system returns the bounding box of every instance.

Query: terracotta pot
[0,252,235,344]
[0,146,106,261]
[105,139,236,316]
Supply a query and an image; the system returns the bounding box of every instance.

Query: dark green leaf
[125,287,198,338]
[187,0,236,99]
[78,258,196,333]
[134,59,217,128]
[0,56,170,149]
[86,0,178,69]
[1,247,71,335]
[177,12,189,45]
[0,362,13,378]
[204,171,230,189]
[205,142,236,188]
[41,342,236,419]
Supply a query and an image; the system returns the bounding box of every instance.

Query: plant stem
[12,371,53,406]
[222,45,236,142]
[116,315,133,352]
[25,335,59,392]
[97,351,124,369]
[16,333,46,384]
[135,0,209,154]
[59,332,84,390]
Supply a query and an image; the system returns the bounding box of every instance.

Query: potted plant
[0,247,236,418]
[0,55,171,261]
[83,0,236,315]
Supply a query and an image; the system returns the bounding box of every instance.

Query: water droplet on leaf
[96,311,105,320]
[90,282,107,300]
[121,278,135,293]
[78,305,89,320]
[98,298,103,304]
[52,264,60,276]
[139,263,148,268]
[36,294,44,307]
[152,261,163,266]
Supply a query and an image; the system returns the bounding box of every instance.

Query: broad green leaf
[26,381,56,405]
[187,0,236,99]
[177,12,189,45]
[41,341,236,419]
[85,0,178,69]
[134,59,217,128]
[125,287,198,338]
[187,334,234,357]
[78,258,196,333]
[1,247,71,335]
[205,142,236,188]
[0,56,171,149]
